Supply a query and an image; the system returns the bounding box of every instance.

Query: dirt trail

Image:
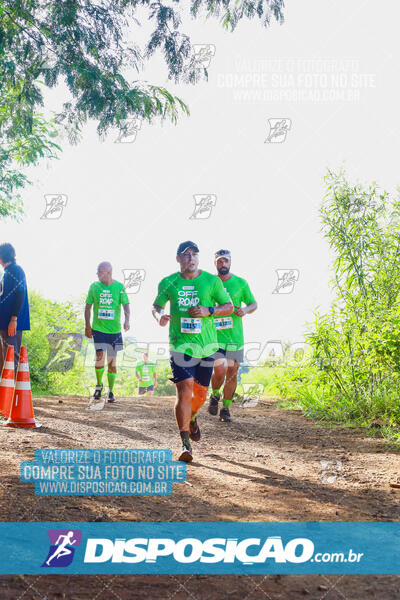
[0,395,399,599]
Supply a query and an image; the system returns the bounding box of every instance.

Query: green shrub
[276,170,400,434]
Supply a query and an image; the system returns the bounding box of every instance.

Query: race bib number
[142,376,150,381]
[98,309,115,320]
[215,317,233,330]
[181,317,202,334]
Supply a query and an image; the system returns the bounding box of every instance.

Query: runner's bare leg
[175,378,194,432]
[211,357,227,390]
[223,361,240,400]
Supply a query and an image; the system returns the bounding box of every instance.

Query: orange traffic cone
[5,347,41,428]
[0,345,15,418]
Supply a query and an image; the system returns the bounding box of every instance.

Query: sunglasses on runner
[215,250,231,260]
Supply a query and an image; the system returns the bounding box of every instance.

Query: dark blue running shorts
[169,352,215,387]
[92,329,123,358]
[138,385,154,395]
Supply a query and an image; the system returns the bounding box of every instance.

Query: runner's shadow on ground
[204,410,400,457]
[24,427,75,441]
[197,454,400,519]
[44,412,157,445]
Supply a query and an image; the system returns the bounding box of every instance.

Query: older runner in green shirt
[208,249,257,422]
[152,241,233,462]
[85,262,130,403]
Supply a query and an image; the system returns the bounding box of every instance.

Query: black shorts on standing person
[0,243,30,374]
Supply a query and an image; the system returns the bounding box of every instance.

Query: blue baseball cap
[177,241,199,255]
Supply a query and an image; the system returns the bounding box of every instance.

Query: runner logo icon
[193,44,216,69]
[41,194,68,220]
[189,194,217,219]
[264,118,292,143]
[272,269,299,294]
[122,269,146,294]
[114,117,142,143]
[238,383,264,408]
[42,529,82,567]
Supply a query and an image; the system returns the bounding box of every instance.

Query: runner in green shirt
[136,352,157,396]
[152,241,233,462]
[84,262,130,403]
[208,249,257,422]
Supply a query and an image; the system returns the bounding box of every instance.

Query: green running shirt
[136,361,156,388]
[86,280,130,334]
[214,274,256,351]
[154,270,231,358]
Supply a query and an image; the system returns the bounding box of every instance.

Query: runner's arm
[123,303,130,331]
[235,301,258,317]
[236,281,257,317]
[84,303,93,338]
[152,304,171,326]
[153,371,157,387]
[189,301,233,317]
[153,279,171,325]
[214,301,234,316]
[152,304,163,323]
[246,302,258,314]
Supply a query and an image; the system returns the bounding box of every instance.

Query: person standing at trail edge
[152,241,233,462]
[0,243,30,373]
[209,249,257,422]
[85,262,130,403]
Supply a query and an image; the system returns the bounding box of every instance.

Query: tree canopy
[0,0,284,218]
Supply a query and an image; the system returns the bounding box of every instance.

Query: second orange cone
[5,346,41,428]
[0,345,15,418]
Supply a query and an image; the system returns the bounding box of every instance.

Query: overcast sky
[2,1,400,352]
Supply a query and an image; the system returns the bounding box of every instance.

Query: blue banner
[0,522,399,574]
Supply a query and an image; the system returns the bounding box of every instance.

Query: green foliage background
[26,291,88,395]
[241,170,400,443]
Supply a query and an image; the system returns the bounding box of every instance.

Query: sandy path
[0,395,399,599]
